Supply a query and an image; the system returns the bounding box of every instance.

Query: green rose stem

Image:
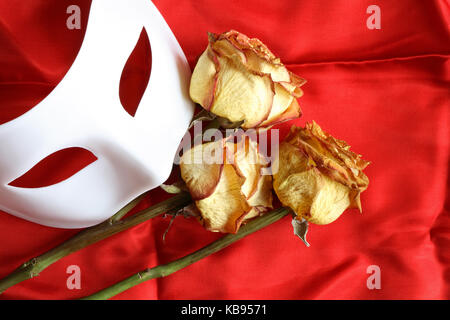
[0,192,192,294]
[81,207,290,300]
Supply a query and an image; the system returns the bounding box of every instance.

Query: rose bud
[180,136,273,233]
[273,121,370,225]
[190,30,306,129]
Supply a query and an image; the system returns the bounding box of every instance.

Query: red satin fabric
[0,0,449,299]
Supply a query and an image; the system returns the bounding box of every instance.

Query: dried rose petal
[273,122,370,224]
[190,30,306,129]
[180,136,273,233]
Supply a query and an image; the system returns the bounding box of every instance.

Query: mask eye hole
[119,27,152,117]
[8,147,97,189]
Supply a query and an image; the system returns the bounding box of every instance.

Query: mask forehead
[0,0,194,228]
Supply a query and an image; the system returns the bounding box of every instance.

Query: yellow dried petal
[228,136,273,211]
[274,168,351,225]
[189,48,217,110]
[273,141,309,189]
[211,56,274,128]
[245,50,290,82]
[247,173,273,209]
[309,175,351,225]
[196,164,250,233]
[260,83,295,127]
[285,122,370,197]
[275,169,321,219]
[273,121,370,224]
[180,141,224,200]
[189,30,306,128]
[211,38,246,64]
[229,138,261,199]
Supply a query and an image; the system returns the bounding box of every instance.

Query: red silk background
[0,0,449,299]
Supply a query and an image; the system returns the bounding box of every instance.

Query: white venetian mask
[0,0,194,228]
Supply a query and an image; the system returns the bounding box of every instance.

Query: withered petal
[286,121,370,193]
[273,121,370,224]
[196,164,250,233]
[180,141,225,200]
[193,30,307,129]
[210,55,275,128]
[182,136,273,233]
[189,47,219,111]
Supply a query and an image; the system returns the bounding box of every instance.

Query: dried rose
[273,121,370,225]
[189,30,306,129]
[180,136,273,233]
